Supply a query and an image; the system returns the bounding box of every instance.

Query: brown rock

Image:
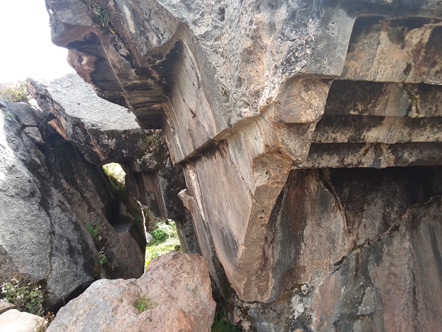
[46,252,216,332]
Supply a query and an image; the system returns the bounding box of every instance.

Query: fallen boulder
[47,252,216,332]
[0,309,47,332]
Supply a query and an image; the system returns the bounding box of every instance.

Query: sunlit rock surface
[46,252,215,332]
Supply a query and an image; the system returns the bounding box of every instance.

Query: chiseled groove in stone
[341,16,442,84]
[312,115,442,144]
[294,142,442,169]
[324,81,442,118]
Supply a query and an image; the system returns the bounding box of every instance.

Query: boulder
[0,301,15,314]
[0,309,47,332]
[46,252,216,332]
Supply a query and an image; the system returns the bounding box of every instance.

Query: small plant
[86,223,102,245]
[151,228,168,242]
[87,1,116,34]
[144,134,157,145]
[98,250,108,265]
[1,279,44,316]
[134,296,157,313]
[0,82,28,102]
[145,251,160,267]
[211,313,241,332]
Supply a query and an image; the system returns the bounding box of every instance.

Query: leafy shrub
[211,313,241,332]
[145,221,180,269]
[151,221,176,242]
[0,82,28,102]
[1,279,44,315]
[86,223,102,245]
[151,228,168,242]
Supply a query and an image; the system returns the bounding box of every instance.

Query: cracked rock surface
[0,96,144,308]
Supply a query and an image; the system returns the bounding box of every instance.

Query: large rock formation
[28,74,199,254]
[0,89,147,308]
[46,252,216,332]
[46,0,442,330]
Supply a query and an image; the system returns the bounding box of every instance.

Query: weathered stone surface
[0,309,48,332]
[0,98,144,308]
[28,74,198,255]
[0,301,14,314]
[47,252,216,332]
[27,75,148,165]
[235,167,442,330]
[46,0,442,330]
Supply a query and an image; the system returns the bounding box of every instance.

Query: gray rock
[44,73,138,131]
[28,74,198,255]
[0,99,144,308]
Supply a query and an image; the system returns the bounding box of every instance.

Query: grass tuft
[134,296,157,313]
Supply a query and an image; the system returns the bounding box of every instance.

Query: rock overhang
[45,0,442,313]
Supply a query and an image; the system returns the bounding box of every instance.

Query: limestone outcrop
[46,252,216,332]
[46,0,442,330]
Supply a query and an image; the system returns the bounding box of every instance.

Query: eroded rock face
[237,167,442,331]
[45,0,442,330]
[0,97,145,308]
[46,252,216,332]
[28,73,199,255]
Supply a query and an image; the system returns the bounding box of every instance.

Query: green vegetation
[87,1,116,34]
[102,163,127,197]
[102,163,125,184]
[0,81,28,102]
[134,296,157,313]
[86,223,103,245]
[0,278,44,315]
[97,250,108,266]
[144,134,157,145]
[145,220,181,269]
[86,223,112,269]
[211,313,242,332]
